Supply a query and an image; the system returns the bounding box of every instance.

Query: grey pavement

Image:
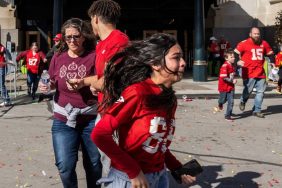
[0,73,282,188]
[4,72,282,103]
[173,73,282,99]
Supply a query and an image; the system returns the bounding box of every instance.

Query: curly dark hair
[100,33,179,111]
[88,0,121,25]
[58,18,96,54]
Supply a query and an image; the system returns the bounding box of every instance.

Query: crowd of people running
[1,0,282,187]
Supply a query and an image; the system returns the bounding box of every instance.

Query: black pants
[27,71,39,94]
[211,57,221,76]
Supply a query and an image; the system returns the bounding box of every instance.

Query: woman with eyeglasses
[39,18,102,188]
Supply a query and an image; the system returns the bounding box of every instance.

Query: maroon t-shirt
[48,50,97,122]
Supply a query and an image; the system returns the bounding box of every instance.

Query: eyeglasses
[64,35,81,42]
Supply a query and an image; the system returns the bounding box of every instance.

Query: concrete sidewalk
[1,97,281,188]
[174,75,281,99]
[1,72,282,188]
[4,72,282,105]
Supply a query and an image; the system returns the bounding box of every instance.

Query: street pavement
[0,73,282,188]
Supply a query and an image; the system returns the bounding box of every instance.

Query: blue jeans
[0,67,10,103]
[52,118,102,188]
[98,168,169,188]
[240,78,266,113]
[218,90,234,118]
[27,71,40,94]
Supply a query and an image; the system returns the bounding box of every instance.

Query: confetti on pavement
[41,170,46,176]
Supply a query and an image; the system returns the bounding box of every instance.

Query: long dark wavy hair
[100,33,179,112]
[58,18,96,54]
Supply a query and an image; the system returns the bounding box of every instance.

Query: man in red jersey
[88,0,128,95]
[68,0,129,101]
[88,0,129,101]
[66,0,129,177]
[234,27,274,118]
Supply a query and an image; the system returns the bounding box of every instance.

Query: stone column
[193,0,207,81]
[53,0,63,36]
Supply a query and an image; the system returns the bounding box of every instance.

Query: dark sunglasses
[65,35,81,42]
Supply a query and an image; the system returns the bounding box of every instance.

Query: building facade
[206,0,282,51]
[1,0,281,65]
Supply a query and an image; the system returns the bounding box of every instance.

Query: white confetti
[42,170,46,176]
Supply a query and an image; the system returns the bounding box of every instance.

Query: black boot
[38,94,44,103]
[276,86,282,94]
[32,92,35,100]
[27,87,31,96]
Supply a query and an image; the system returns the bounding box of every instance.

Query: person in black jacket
[44,33,63,68]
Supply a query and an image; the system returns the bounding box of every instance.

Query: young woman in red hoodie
[91,33,196,188]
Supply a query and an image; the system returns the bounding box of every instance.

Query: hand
[43,58,48,63]
[233,79,237,84]
[38,81,50,94]
[237,60,245,67]
[181,174,196,186]
[130,171,149,188]
[66,78,84,91]
[90,86,98,96]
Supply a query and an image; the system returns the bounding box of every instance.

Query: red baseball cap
[53,33,62,41]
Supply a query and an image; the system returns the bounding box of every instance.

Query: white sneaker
[0,101,12,107]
